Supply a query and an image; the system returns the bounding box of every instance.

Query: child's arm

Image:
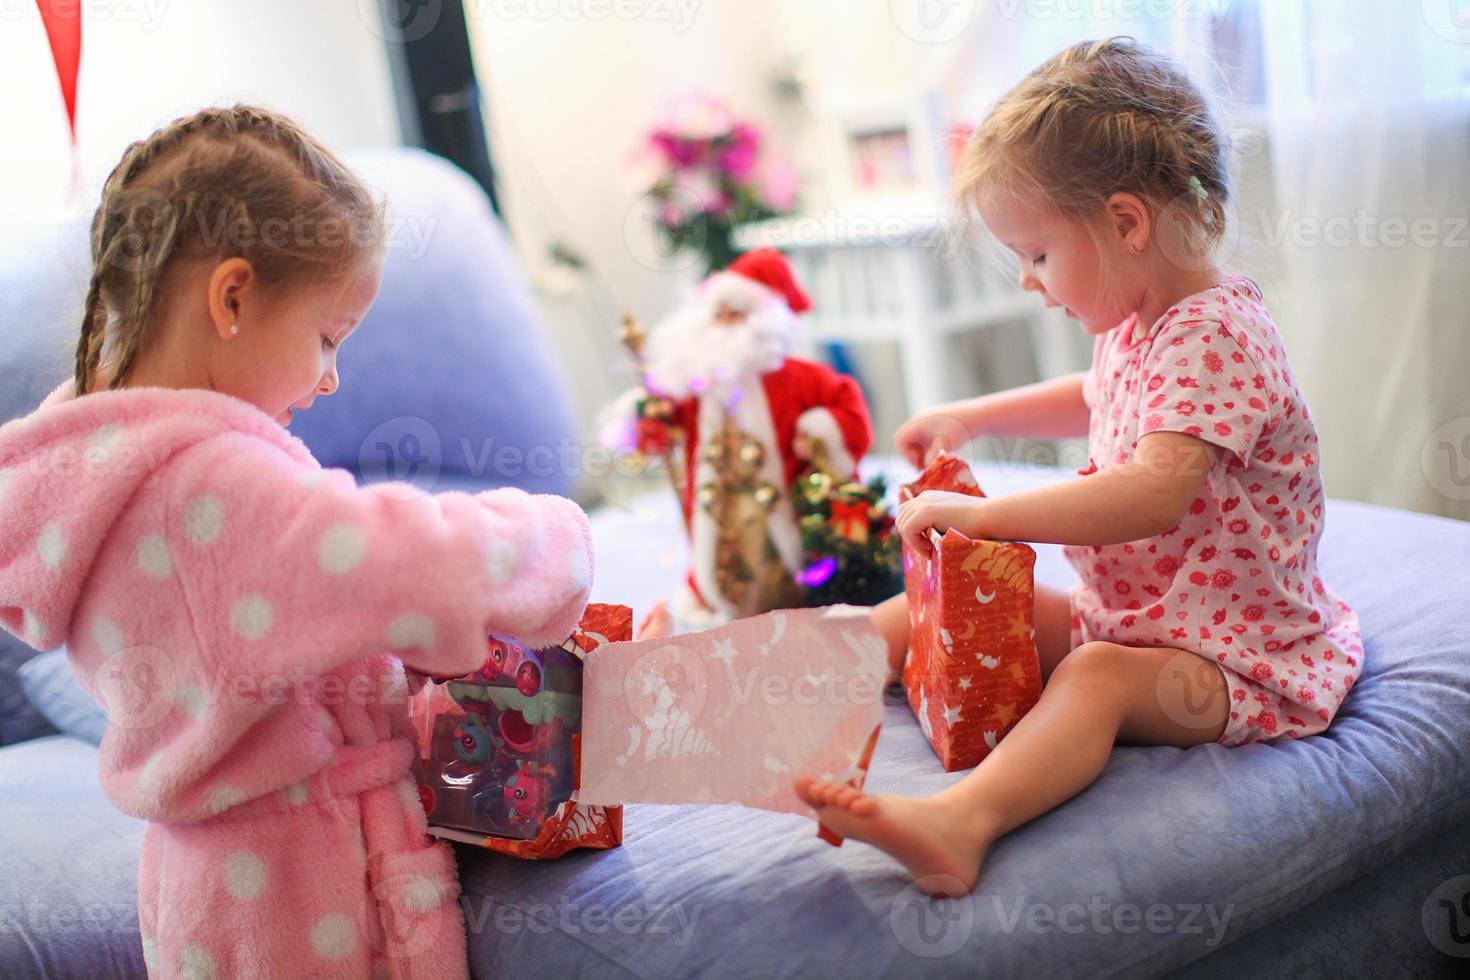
[161,432,593,684]
[894,372,1090,466]
[897,432,1220,552]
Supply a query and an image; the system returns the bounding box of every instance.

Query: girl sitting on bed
[795,37,1362,896]
[0,105,593,977]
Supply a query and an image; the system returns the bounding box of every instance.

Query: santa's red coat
[656,357,873,530]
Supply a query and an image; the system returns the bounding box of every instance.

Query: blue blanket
[458,461,1470,978]
[2,461,1467,978]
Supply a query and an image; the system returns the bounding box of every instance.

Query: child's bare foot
[636,600,673,640]
[794,775,994,896]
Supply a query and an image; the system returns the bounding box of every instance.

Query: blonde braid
[73,272,108,396]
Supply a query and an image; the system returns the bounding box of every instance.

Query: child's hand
[896,490,986,556]
[893,408,973,469]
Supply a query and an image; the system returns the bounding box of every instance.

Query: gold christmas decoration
[698,411,801,617]
[617,311,687,532]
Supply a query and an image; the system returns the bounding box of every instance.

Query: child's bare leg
[871,594,910,673]
[1030,582,1074,681]
[796,642,1228,895]
[636,600,673,640]
[873,581,1074,677]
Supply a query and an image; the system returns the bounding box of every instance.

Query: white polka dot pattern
[137,533,173,577]
[176,684,208,718]
[282,779,309,807]
[318,524,367,575]
[402,874,446,913]
[387,612,435,650]
[183,495,225,545]
[310,913,357,960]
[486,537,517,585]
[37,521,66,569]
[230,596,274,640]
[567,540,592,592]
[181,944,217,980]
[140,935,159,974]
[87,423,125,461]
[223,850,267,900]
[139,751,165,789]
[207,784,247,816]
[93,616,126,656]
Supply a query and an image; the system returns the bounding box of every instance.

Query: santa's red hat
[704,247,812,314]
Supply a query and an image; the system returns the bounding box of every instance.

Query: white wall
[0,0,401,220]
[465,0,807,441]
[463,1,1035,464]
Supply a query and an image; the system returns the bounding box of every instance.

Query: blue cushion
[286,147,579,497]
[0,212,86,425]
[0,633,58,745]
[18,648,107,746]
[460,458,1470,978]
[1,461,1468,978]
[0,734,146,978]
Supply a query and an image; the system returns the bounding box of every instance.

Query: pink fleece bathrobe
[0,383,594,979]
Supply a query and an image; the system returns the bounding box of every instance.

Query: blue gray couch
[4,149,1470,978]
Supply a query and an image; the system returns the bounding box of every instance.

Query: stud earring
[229,323,239,336]
[1129,243,1142,255]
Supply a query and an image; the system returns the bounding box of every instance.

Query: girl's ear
[1105,192,1152,254]
[207,258,256,340]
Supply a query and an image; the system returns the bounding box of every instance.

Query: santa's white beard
[643,297,797,401]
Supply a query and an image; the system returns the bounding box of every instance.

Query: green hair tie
[1188,176,1209,201]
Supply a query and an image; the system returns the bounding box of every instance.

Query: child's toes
[833,786,862,809]
[795,775,839,808]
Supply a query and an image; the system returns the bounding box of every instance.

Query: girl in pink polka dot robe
[796,39,1363,897]
[0,107,592,978]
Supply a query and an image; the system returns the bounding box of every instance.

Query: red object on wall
[36,1,82,145]
[901,456,1043,771]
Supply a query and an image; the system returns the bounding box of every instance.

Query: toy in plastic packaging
[406,604,629,859]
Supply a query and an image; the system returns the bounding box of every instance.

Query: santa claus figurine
[617,248,874,625]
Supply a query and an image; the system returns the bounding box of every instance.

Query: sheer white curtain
[1257,1,1470,520]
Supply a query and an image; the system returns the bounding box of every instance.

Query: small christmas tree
[792,470,903,608]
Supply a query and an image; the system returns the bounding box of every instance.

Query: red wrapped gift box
[405,604,629,860]
[901,456,1042,771]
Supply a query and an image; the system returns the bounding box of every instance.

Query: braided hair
[74,105,385,395]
